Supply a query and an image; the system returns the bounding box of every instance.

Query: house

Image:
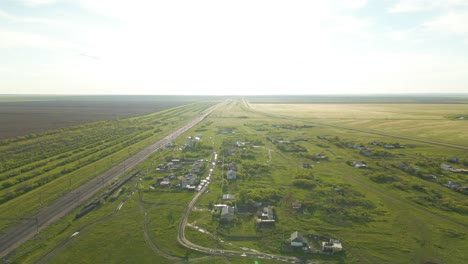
[290,231,307,247]
[181,174,198,188]
[352,161,367,168]
[440,164,466,173]
[186,185,196,191]
[156,163,168,171]
[257,206,275,223]
[360,149,372,157]
[292,203,302,210]
[348,144,363,150]
[226,170,237,180]
[303,163,311,169]
[185,136,193,147]
[443,181,460,190]
[189,166,201,175]
[220,206,234,222]
[322,239,343,253]
[236,141,246,147]
[222,194,236,200]
[313,153,327,160]
[227,162,238,171]
[159,178,170,187]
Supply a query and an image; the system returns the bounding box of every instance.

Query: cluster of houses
[440,164,468,174]
[152,157,212,191]
[184,134,202,147]
[369,141,405,149]
[153,174,174,187]
[289,231,343,254]
[439,164,468,193]
[181,173,198,190]
[156,159,182,171]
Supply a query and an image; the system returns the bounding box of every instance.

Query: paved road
[0,104,219,258]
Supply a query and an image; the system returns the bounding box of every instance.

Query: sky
[0,0,468,95]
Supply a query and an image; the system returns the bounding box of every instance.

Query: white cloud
[388,0,468,13]
[0,28,75,49]
[3,0,467,95]
[0,8,54,24]
[424,11,468,35]
[338,0,368,10]
[20,0,60,6]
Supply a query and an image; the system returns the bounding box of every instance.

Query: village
[144,127,467,260]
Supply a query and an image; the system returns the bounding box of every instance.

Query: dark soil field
[0,95,211,140]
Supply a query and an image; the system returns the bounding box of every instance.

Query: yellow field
[250,103,468,145]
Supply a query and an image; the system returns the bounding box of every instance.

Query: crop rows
[0,102,215,224]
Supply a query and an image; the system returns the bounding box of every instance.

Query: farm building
[257,206,275,224]
[290,231,307,247]
[222,194,236,200]
[220,206,234,222]
[322,239,343,253]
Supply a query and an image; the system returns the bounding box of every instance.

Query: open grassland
[0,95,216,140]
[246,94,468,104]
[8,99,468,264]
[250,103,468,146]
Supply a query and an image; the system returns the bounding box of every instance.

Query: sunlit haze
[1,0,468,95]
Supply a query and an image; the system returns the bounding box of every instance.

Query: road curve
[0,103,220,259]
[176,154,304,263]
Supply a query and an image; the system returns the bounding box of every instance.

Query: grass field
[250,103,468,146]
[5,97,468,264]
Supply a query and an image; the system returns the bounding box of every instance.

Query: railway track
[0,104,219,259]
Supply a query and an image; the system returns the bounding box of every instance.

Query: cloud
[20,0,60,6]
[0,28,75,49]
[0,8,54,24]
[388,0,468,13]
[338,0,368,10]
[424,11,468,35]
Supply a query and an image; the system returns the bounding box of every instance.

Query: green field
[3,97,468,264]
[0,100,217,230]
